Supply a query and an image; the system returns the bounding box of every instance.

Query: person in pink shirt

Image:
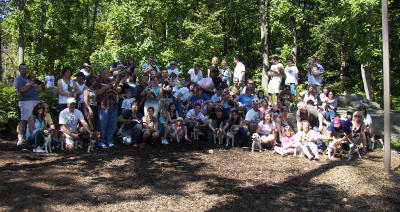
[274,126,301,156]
[256,113,277,148]
[258,99,271,120]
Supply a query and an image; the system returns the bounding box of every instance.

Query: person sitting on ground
[208,107,228,140]
[142,106,159,143]
[167,102,179,123]
[349,111,366,154]
[172,117,189,142]
[59,98,92,151]
[222,109,248,146]
[237,87,255,113]
[118,101,143,146]
[245,99,261,134]
[274,125,301,156]
[320,90,338,125]
[296,102,324,133]
[26,103,47,153]
[256,113,278,149]
[295,120,333,160]
[258,99,271,120]
[159,109,173,145]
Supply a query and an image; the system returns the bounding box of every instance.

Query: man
[267,57,284,101]
[211,85,224,103]
[59,98,92,150]
[186,103,207,133]
[188,64,203,83]
[283,59,299,95]
[233,55,245,85]
[141,56,160,75]
[79,63,91,76]
[306,56,324,92]
[236,87,255,113]
[296,102,324,133]
[229,77,242,97]
[241,79,256,94]
[190,87,210,108]
[14,63,43,146]
[167,60,179,76]
[110,54,128,73]
[327,111,353,140]
[245,99,261,134]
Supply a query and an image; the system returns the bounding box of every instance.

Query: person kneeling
[59,98,92,151]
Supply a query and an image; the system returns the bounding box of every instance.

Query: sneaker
[33,147,45,153]
[161,139,169,145]
[108,143,116,148]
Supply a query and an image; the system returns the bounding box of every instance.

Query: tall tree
[260,0,269,90]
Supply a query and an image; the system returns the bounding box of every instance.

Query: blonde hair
[283,125,295,136]
[211,56,219,65]
[353,111,364,122]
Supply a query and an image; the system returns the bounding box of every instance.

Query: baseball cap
[67,98,76,104]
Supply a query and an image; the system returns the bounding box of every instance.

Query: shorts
[19,100,40,121]
[268,78,282,94]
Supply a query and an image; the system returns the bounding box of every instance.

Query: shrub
[0,82,19,134]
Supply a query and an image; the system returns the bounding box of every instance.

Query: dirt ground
[1,137,400,212]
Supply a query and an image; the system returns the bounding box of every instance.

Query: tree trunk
[361,63,373,101]
[17,0,26,65]
[0,22,3,81]
[260,0,269,91]
[340,46,348,82]
[292,27,298,63]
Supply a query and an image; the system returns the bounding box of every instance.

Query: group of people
[14,54,374,160]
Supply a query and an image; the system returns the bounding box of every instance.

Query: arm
[61,124,79,138]
[57,79,70,97]
[28,116,35,135]
[80,120,93,133]
[83,89,93,114]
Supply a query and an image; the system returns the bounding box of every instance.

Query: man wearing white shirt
[284,59,299,95]
[185,103,207,133]
[188,64,203,83]
[233,55,245,85]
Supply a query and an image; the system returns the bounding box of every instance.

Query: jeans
[99,109,118,146]
[27,130,45,148]
[322,110,336,121]
[121,124,142,145]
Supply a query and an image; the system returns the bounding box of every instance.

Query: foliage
[0,82,19,133]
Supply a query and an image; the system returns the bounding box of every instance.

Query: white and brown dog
[327,139,343,159]
[191,122,203,141]
[43,129,58,153]
[251,133,262,152]
[225,129,235,147]
[213,128,224,145]
[87,131,100,153]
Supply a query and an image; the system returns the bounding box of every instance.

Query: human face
[328,91,334,99]
[233,79,239,85]
[231,112,239,120]
[19,65,29,76]
[216,111,223,118]
[131,103,138,112]
[264,113,271,122]
[148,109,154,116]
[67,102,76,111]
[299,106,307,114]
[284,127,292,136]
[302,122,310,133]
[252,102,259,110]
[194,105,201,113]
[169,104,175,111]
[161,70,168,78]
[247,81,254,87]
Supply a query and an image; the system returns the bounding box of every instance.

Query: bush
[0,82,19,134]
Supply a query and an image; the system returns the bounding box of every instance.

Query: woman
[220,59,231,86]
[57,67,78,113]
[256,113,277,148]
[142,107,159,142]
[83,75,98,131]
[351,111,366,154]
[302,85,320,106]
[26,103,47,152]
[222,109,248,146]
[358,104,374,150]
[258,99,271,120]
[118,101,143,146]
[256,90,268,102]
[168,102,179,122]
[321,90,338,123]
[207,56,219,78]
[74,72,86,110]
[144,77,162,118]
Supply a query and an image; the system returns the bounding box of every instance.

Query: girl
[172,117,189,142]
[274,126,301,156]
[350,111,366,155]
[168,102,179,122]
[256,113,277,148]
[159,109,172,145]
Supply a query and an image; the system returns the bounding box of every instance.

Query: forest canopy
[0,0,399,108]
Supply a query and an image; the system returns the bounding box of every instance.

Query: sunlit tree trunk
[260,0,269,90]
[361,63,373,101]
[17,0,26,65]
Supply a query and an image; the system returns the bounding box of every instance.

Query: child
[274,126,301,156]
[172,117,190,142]
[159,109,172,145]
[121,90,136,113]
[220,59,231,86]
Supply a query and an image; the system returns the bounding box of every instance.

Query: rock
[349,100,363,108]
[368,102,381,109]
[208,150,214,154]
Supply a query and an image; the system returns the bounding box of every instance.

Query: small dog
[327,139,343,159]
[251,133,262,152]
[347,137,362,161]
[225,130,235,147]
[43,129,58,153]
[191,122,202,141]
[87,131,100,153]
[213,128,224,145]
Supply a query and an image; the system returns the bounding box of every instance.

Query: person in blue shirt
[236,87,255,113]
[190,87,210,109]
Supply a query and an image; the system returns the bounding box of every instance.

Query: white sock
[17,134,24,146]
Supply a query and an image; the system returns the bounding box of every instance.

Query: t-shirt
[186,109,205,121]
[245,109,260,121]
[59,108,84,133]
[174,87,192,102]
[45,75,55,87]
[284,65,298,84]
[121,98,136,110]
[120,110,143,131]
[258,121,275,135]
[188,68,203,83]
[307,63,324,85]
[14,75,40,101]
[237,94,254,112]
[211,94,222,103]
[233,62,245,83]
[190,93,210,105]
[296,105,321,124]
[270,63,284,80]
[167,68,179,76]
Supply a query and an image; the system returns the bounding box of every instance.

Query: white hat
[67,98,76,104]
[83,63,90,67]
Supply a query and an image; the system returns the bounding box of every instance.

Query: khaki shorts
[19,100,40,121]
